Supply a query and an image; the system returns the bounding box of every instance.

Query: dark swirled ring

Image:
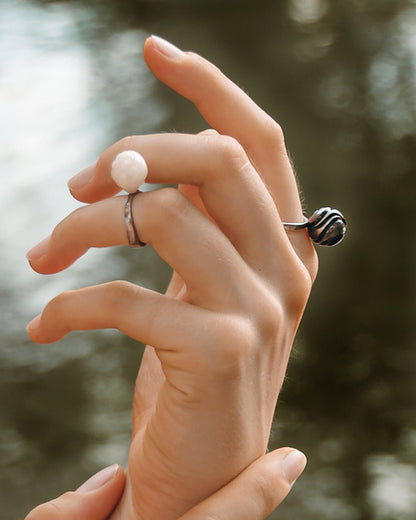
[282,207,346,247]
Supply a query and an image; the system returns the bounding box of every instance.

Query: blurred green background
[1,0,415,518]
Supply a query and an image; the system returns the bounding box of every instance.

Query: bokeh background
[1,0,415,518]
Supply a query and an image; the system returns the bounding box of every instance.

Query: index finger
[144,36,303,224]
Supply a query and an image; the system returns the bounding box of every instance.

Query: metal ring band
[124,191,147,247]
[281,215,309,230]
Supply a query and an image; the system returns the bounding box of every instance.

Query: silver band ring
[281,215,309,231]
[124,191,147,247]
[282,207,346,247]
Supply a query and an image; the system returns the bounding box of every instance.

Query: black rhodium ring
[282,207,347,246]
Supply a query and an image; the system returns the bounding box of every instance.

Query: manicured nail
[26,236,50,262]
[282,450,307,485]
[77,464,120,493]
[150,35,185,59]
[26,315,41,334]
[68,165,95,191]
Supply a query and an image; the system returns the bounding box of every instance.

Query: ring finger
[27,189,248,308]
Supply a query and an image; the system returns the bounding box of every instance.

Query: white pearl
[111,150,148,193]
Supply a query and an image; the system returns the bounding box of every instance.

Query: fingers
[143,36,303,224]
[25,464,125,520]
[66,37,317,275]
[178,448,306,520]
[143,36,317,276]
[27,190,249,300]
[26,281,211,347]
[66,132,290,273]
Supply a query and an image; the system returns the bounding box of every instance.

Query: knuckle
[43,290,83,336]
[186,52,225,104]
[214,135,250,176]
[105,279,135,292]
[206,317,259,378]
[254,296,285,343]
[252,471,288,516]
[154,186,184,210]
[305,247,319,283]
[143,187,186,234]
[261,118,285,149]
[118,135,137,150]
[50,206,85,246]
[283,260,314,317]
[104,279,137,306]
[45,290,73,317]
[99,135,138,173]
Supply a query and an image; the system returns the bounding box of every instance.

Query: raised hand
[27,36,317,520]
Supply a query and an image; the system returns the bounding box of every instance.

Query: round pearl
[111,150,148,193]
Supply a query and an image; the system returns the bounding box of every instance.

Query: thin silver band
[281,215,309,230]
[124,191,146,247]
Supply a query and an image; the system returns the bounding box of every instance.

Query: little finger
[26,281,213,348]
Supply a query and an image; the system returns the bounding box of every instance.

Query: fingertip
[26,315,41,338]
[276,448,307,485]
[143,35,164,72]
[77,464,124,493]
[26,236,50,267]
[26,314,68,345]
[145,35,185,61]
[143,35,153,54]
[198,128,220,136]
[67,165,95,197]
[68,164,119,204]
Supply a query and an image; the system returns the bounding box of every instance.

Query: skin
[25,448,306,520]
[26,36,318,520]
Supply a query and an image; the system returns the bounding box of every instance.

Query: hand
[27,36,318,519]
[25,464,126,520]
[25,448,306,520]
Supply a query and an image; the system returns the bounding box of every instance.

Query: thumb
[25,464,125,520]
[178,448,307,520]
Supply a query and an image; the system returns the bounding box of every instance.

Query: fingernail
[68,165,95,191]
[77,464,120,493]
[282,450,307,485]
[26,315,41,334]
[150,35,185,59]
[26,236,50,262]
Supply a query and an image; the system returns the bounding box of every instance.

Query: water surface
[1,1,415,518]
